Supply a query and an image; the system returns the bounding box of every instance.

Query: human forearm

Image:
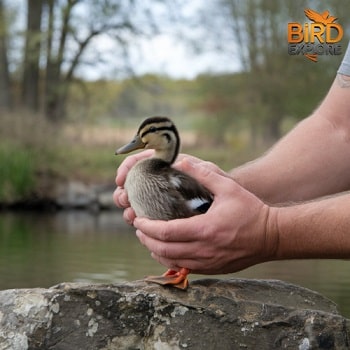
[269,193,350,260]
[231,112,350,203]
[231,77,350,204]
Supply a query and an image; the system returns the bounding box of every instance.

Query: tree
[197,0,348,142]
[216,0,306,140]
[41,0,179,122]
[22,0,43,111]
[42,0,137,121]
[0,0,12,110]
[2,0,179,122]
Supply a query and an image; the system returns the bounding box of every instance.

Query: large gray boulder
[0,278,348,350]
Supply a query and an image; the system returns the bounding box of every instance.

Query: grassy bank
[0,145,36,202]
[0,114,133,204]
[0,113,266,205]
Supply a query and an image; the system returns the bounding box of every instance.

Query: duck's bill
[115,135,146,155]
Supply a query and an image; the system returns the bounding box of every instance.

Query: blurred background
[1,0,350,317]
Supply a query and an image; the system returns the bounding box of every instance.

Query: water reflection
[0,211,349,318]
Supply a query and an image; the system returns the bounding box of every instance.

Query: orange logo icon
[288,9,343,62]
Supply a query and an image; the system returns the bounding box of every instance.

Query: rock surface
[0,278,349,350]
[55,182,116,210]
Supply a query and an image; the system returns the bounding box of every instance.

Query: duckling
[115,116,212,290]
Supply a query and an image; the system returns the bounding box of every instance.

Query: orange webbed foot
[144,268,190,290]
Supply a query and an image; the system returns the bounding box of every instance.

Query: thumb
[180,158,234,195]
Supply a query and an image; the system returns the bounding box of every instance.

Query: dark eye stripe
[141,126,175,138]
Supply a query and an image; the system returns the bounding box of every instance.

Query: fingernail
[135,229,143,244]
[133,217,142,228]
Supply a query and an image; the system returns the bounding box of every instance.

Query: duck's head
[115,116,180,164]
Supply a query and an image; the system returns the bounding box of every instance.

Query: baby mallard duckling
[116,116,212,289]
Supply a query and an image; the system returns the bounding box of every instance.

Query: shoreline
[0,181,117,212]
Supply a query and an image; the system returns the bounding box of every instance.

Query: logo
[288,9,343,62]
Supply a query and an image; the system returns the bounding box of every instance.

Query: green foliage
[200,0,349,141]
[0,145,36,202]
[0,111,61,203]
[51,143,122,183]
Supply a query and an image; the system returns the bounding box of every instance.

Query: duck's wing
[167,170,213,214]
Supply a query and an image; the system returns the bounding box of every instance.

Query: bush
[0,145,36,203]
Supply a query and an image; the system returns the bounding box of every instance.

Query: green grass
[0,145,36,202]
[49,144,122,183]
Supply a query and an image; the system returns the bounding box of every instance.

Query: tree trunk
[22,0,43,111]
[44,0,76,122]
[0,0,12,110]
[44,0,60,122]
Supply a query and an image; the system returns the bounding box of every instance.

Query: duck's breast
[124,160,194,220]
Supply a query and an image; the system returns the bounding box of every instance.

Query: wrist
[268,195,350,260]
[264,206,280,260]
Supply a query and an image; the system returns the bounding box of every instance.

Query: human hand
[133,159,278,275]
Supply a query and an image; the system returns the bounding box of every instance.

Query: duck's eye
[148,126,157,133]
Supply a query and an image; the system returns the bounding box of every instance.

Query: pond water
[0,210,349,318]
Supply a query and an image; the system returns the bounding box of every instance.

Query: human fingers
[123,207,136,225]
[134,215,204,243]
[136,227,207,258]
[149,253,218,274]
[175,155,230,178]
[147,240,263,275]
[178,159,235,195]
[174,153,202,165]
[174,155,224,175]
[150,253,199,272]
[136,227,219,273]
[116,149,154,187]
[152,255,264,275]
[113,186,130,208]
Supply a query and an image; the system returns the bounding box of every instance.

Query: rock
[56,181,96,208]
[55,182,116,210]
[0,279,349,350]
[96,189,117,209]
